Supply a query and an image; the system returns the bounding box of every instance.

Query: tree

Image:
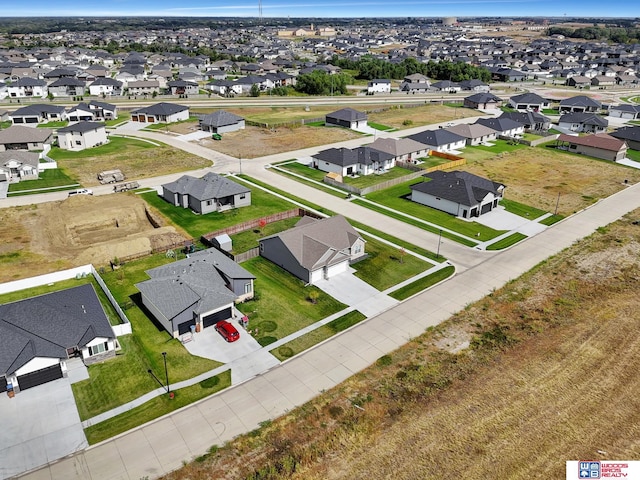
[249,84,261,97]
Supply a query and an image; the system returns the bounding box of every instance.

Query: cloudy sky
[4,0,638,18]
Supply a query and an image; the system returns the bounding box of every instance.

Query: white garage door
[326,261,348,278]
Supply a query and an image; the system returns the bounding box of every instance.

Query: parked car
[68,188,93,197]
[215,320,240,342]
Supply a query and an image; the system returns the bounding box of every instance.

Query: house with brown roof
[555,133,627,161]
[258,215,366,284]
[366,137,430,163]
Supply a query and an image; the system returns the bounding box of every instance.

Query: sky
[3,0,639,19]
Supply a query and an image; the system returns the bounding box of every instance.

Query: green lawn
[84,370,231,445]
[72,253,222,420]
[418,156,455,169]
[626,149,640,162]
[461,140,527,164]
[363,180,506,240]
[141,182,296,239]
[236,257,347,346]
[271,311,367,361]
[47,136,157,160]
[486,233,528,250]
[279,162,327,182]
[105,112,131,127]
[230,217,301,253]
[500,198,548,219]
[368,122,393,131]
[39,120,68,128]
[353,235,431,291]
[7,168,79,193]
[389,265,455,300]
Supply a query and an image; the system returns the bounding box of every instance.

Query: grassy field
[140,183,296,240]
[47,136,211,187]
[389,265,456,300]
[229,217,301,253]
[279,162,417,189]
[163,210,640,480]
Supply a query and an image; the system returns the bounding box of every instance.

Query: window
[354,244,362,254]
[89,341,109,356]
[244,282,252,294]
[205,200,212,206]
[239,193,246,199]
[259,242,264,253]
[75,140,82,146]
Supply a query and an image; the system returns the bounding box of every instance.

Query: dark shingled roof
[326,107,367,122]
[313,146,394,167]
[558,112,608,127]
[406,129,467,147]
[610,126,640,142]
[0,284,114,376]
[559,95,602,108]
[57,121,105,133]
[162,172,250,202]
[131,102,188,116]
[200,110,244,128]
[410,170,505,207]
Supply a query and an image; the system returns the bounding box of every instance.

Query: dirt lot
[0,194,188,282]
[162,210,640,480]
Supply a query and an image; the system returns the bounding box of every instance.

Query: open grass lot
[353,235,431,291]
[229,217,301,253]
[85,371,231,445]
[364,180,506,240]
[235,257,347,346]
[462,144,640,216]
[47,136,211,187]
[366,103,478,129]
[7,168,79,193]
[72,253,221,420]
[163,210,640,480]
[140,182,296,240]
[271,311,367,361]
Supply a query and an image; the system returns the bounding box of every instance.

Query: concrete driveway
[0,378,87,480]
[474,206,548,237]
[314,269,398,317]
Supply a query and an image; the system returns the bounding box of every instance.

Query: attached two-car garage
[16,364,63,391]
[202,307,233,329]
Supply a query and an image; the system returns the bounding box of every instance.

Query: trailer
[113,181,140,192]
[98,169,125,184]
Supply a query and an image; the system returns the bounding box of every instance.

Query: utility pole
[436,229,443,259]
[554,192,560,215]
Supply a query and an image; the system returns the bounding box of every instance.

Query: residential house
[398,73,430,94]
[608,104,640,120]
[367,79,391,94]
[312,146,395,176]
[430,80,461,93]
[610,126,640,151]
[161,172,251,214]
[88,77,123,97]
[199,110,245,134]
[47,77,85,97]
[558,112,608,134]
[56,121,107,151]
[556,133,627,161]
[87,100,118,120]
[325,108,368,130]
[566,75,592,88]
[559,95,602,113]
[458,79,490,92]
[591,75,615,88]
[259,215,366,284]
[406,129,467,153]
[366,137,430,163]
[206,79,243,96]
[130,102,189,123]
[66,103,94,122]
[167,80,199,96]
[0,151,40,182]
[410,170,505,219]
[500,111,551,131]
[0,284,117,394]
[6,77,48,98]
[136,248,255,338]
[0,125,53,151]
[463,92,503,110]
[446,123,498,146]
[126,80,161,97]
[10,104,66,125]
[508,92,550,111]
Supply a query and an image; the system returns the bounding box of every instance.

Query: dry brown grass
[462,147,640,216]
[161,211,640,480]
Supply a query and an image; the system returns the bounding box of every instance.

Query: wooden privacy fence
[201,208,323,245]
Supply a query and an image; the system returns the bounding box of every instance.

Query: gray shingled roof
[262,215,363,271]
[11,104,65,117]
[0,284,114,376]
[465,92,503,103]
[407,129,467,147]
[475,116,524,132]
[509,92,547,104]
[0,150,39,168]
[313,146,394,167]
[559,112,608,127]
[559,95,602,108]
[610,126,640,142]
[57,121,105,134]
[410,170,505,207]
[162,172,250,202]
[0,125,53,144]
[200,110,244,128]
[136,248,254,321]
[326,107,367,122]
[131,102,188,116]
